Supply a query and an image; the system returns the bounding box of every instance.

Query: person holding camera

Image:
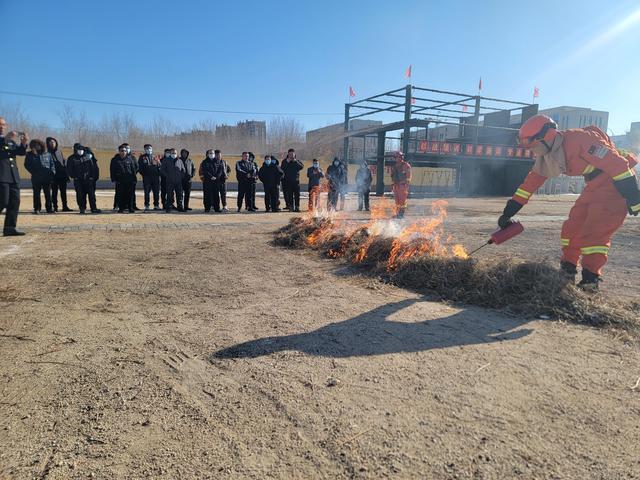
[0,117,28,236]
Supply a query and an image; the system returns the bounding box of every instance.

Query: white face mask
[77,150,84,156]
[86,153,92,159]
[313,163,319,168]
[170,153,177,159]
[333,161,339,166]
[145,148,152,155]
[125,147,131,154]
[265,159,271,165]
[207,153,214,159]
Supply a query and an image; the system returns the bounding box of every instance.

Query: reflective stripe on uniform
[582,165,595,174]
[612,169,633,181]
[561,238,570,246]
[631,203,640,213]
[514,188,531,200]
[581,246,609,255]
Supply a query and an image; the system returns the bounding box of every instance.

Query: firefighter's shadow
[212,297,533,360]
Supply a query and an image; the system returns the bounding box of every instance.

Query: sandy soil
[1,193,639,479]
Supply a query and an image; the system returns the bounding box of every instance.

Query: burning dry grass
[274,212,640,335]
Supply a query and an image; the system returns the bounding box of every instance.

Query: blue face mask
[265,159,272,165]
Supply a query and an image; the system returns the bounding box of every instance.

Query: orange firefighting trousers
[308,186,320,210]
[560,177,627,275]
[393,182,409,213]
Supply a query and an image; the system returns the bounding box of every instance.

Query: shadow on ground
[212,298,533,360]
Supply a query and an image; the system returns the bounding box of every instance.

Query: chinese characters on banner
[416,140,533,159]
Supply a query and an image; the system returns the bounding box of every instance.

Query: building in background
[306,119,382,160]
[538,106,609,132]
[216,120,267,150]
[611,121,640,154]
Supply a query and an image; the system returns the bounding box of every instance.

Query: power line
[0,90,343,117]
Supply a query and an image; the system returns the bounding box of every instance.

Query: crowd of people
[2,117,416,236]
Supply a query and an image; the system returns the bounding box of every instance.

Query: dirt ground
[1,192,639,479]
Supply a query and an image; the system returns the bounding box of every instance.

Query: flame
[299,198,468,268]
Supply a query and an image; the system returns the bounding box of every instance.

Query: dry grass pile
[274,217,640,333]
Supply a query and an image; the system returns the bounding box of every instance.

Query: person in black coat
[67,143,101,214]
[258,155,283,212]
[199,149,228,213]
[24,139,56,214]
[0,117,28,236]
[138,144,161,211]
[306,159,324,211]
[247,152,259,211]
[180,148,196,211]
[46,137,72,212]
[281,148,304,212]
[110,144,138,213]
[235,152,257,212]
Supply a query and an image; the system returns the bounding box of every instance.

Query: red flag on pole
[411,97,416,105]
[405,65,412,78]
[533,86,540,98]
[349,86,356,97]
[478,77,483,91]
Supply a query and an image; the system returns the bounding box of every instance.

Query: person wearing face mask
[0,117,28,236]
[159,148,171,209]
[110,144,138,213]
[281,148,304,212]
[306,159,324,211]
[24,139,56,214]
[138,144,161,211]
[46,137,72,212]
[247,152,259,211]
[199,149,228,213]
[356,161,373,211]
[160,148,186,213]
[235,151,255,212]
[121,143,140,211]
[67,143,101,214]
[326,157,345,211]
[180,148,195,211]
[258,155,283,212]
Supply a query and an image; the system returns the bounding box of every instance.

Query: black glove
[613,175,640,216]
[498,199,523,228]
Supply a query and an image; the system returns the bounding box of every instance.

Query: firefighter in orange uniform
[498,114,640,289]
[391,151,411,218]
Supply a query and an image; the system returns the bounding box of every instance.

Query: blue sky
[2,0,640,135]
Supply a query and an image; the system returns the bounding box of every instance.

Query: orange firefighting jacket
[391,160,412,185]
[512,126,638,205]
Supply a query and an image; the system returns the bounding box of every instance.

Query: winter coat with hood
[180,149,196,181]
[46,137,69,182]
[67,144,99,181]
[356,164,373,191]
[326,162,347,189]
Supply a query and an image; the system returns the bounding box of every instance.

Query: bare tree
[267,116,305,156]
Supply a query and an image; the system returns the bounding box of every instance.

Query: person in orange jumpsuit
[391,151,412,218]
[498,114,640,289]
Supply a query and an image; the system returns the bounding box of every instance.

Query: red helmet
[518,114,558,148]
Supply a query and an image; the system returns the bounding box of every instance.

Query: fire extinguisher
[468,221,524,256]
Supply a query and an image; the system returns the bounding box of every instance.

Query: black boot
[560,261,577,283]
[578,269,601,291]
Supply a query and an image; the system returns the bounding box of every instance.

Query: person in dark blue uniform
[0,117,28,236]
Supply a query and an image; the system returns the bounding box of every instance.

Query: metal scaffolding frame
[340,84,537,196]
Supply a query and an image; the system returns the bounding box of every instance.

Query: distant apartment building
[306,119,383,160]
[215,120,267,149]
[538,106,609,131]
[611,121,640,153]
